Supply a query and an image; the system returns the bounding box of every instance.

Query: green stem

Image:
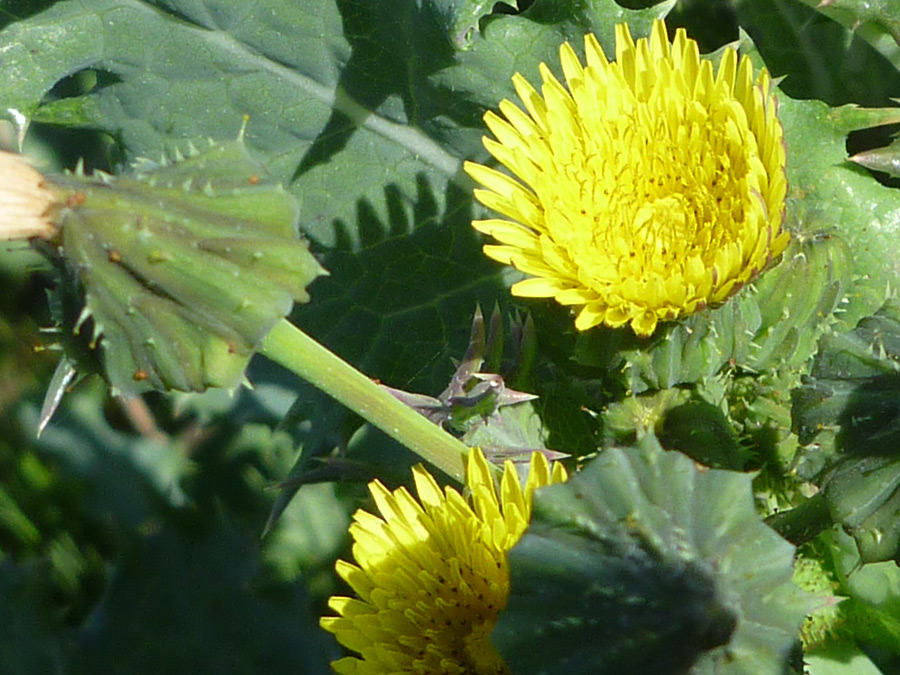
[260,319,467,481]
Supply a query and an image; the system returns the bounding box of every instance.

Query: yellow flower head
[320,448,568,674]
[464,20,789,337]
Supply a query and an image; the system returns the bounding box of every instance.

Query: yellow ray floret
[320,448,567,674]
[464,20,789,337]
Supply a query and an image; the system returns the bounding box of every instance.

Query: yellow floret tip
[464,20,789,337]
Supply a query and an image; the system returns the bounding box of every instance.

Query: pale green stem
[260,319,467,481]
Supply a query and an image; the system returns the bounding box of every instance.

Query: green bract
[793,299,900,562]
[49,140,325,396]
[495,433,815,675]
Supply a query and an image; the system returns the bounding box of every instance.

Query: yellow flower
[464,20,789,337]
[320,448,568,674]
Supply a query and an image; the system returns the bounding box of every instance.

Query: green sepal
[494,433,814,675]
[48,140,326,396]
[572,293,750,394]
[603,389,750,471]
[573,216,851,395]
[726,369,799,476]
[744,226,852,371]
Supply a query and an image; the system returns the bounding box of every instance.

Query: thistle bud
[35,140,326,397]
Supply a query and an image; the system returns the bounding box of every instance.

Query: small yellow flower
[320,448,567,674]
[0,150,60,241]
[464,20,789,337]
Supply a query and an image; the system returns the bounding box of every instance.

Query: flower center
[538,61,760,310]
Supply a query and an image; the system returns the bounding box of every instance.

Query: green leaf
[495,433,813,675]
[20,380,193,525]
[804,643,886,675]
[799,0,900,70]
[793,299,900,455]
[437,0,675,108]
[69,521,332,675]
[792,300,900,561]
[827,528,900,655]
[429,0,516,50]
[825,455,900,563]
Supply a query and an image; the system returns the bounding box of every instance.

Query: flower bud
[41,140,326,396]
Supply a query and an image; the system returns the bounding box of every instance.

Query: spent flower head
[464,20,789,337]
[320,447,567,674]
[0,150,61,241]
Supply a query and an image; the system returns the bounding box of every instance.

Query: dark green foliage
[793,300,900,562]
[50,140,325,396]
[70,522,330,675]
[659,398,750,470]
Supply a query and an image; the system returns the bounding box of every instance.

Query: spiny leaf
[777,100,900,328]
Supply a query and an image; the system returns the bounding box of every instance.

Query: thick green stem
[260,319,466,481]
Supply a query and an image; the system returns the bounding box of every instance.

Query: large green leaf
[494,433,813,675]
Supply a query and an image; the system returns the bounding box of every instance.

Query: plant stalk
[260,319,467,481]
